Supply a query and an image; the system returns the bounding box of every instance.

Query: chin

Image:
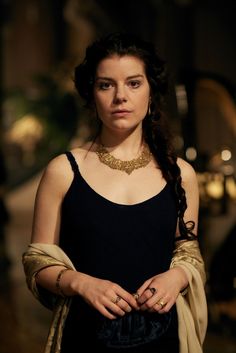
[109,120,142,131]
[110,124,139,133]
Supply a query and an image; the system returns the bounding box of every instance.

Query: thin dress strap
[65,151,79,175]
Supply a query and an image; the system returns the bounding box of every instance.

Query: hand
[135,267,188,314]
[71,273,140,320]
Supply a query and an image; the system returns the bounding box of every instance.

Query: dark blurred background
[0,0,236,352]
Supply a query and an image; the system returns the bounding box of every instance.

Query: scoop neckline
[76,171,168,207]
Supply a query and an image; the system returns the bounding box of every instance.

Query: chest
[78,160,166,205]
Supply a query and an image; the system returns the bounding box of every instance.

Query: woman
[23,33,207,353]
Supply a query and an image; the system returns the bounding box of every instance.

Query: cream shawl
[22,240,207,353]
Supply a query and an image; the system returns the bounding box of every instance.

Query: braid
[143,113,196,240]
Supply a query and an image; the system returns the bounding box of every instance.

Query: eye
[128,80,141,88]
[97,81,112,90]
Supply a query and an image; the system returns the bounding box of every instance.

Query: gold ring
[113,295,121,304]
[157,300,166,309]
[132,292,140,300]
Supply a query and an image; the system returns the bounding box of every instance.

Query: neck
[98,125,144,159]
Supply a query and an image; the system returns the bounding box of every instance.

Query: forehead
[95,55,146,77]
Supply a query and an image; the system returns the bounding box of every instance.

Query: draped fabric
[170,240,207,353]
[22,240,207,353]
[22,243,75,353]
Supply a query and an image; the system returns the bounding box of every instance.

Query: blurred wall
[3,0,65,90]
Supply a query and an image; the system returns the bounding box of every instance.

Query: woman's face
[93,54,150,133]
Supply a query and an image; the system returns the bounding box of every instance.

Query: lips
[111,109,132,115]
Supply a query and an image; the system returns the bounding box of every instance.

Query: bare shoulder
[70,140,98,157]
[41,142,96,189]
[44,153,71,178]
[177,157,198,185]
[39,153,74,198]
[67,141,98,168]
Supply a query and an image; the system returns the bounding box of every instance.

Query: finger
[104,296,126,317]
[148,302,169,313]
[152,298,173,313]
[140,291,168,311]
[136,279,153,297]
[147,307,156,313]
[111,294,132,313]
[156,300,174,314]
[116,288,140,310]
[109,302,126,317]
[148,287,157,295]
[140,295,158,310]
[132,292,140,301]
[155,299,166,311]
[138,287,157,306]
[111,295,122,305]
[118,299,132,313]
[98,304,117,320]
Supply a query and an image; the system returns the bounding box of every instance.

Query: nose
[113,85,127,104]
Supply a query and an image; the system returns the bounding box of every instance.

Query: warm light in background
[175,84,188,115]
[205,173,225,200]
[221,149,232,161]
[5,114,44,149]
[226,176,236,199]
[186,147,197,161]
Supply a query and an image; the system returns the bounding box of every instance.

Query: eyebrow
[95,74,144,81]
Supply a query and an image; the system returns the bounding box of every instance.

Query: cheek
[138,93,149,111]
[94,96,112,121]
[94,89,112,103]
[94,95,106,112]
[138,85,150,104]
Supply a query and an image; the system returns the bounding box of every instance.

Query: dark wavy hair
[74,32,196,240]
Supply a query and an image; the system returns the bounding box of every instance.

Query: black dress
[60,151,179,352]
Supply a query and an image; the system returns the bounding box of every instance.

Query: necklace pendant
[125,166,134,175]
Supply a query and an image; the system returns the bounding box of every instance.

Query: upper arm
[176,158,199,236]
[31,154,73,244]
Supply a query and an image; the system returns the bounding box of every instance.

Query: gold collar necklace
[96,142,152,175]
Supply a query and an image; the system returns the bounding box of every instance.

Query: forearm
[36,266,90,297]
